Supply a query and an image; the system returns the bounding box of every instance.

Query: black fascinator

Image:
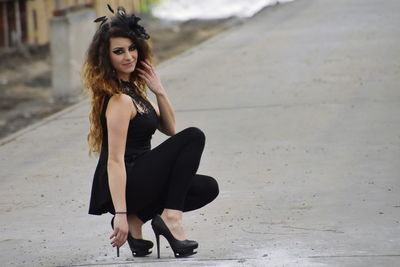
[94,4,150,40]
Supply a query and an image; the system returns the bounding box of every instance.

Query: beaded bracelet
[115,211,127,214]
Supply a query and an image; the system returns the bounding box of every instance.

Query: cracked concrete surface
[1,0,400,266]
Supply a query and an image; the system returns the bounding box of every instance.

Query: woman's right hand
[110,214,129,249]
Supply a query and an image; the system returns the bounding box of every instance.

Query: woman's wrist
[153,85,166,96]
[115,211,127,214]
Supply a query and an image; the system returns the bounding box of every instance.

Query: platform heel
[111,216,153,257]
[151,215,198,258]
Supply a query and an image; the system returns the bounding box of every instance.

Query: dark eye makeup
[112,49,124,55]
[112,44,137,55]
[129,44,137,51]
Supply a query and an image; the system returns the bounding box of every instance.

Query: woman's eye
[129,45,137,51]
[113,49,123,55]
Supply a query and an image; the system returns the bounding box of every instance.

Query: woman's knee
[184,175,219,212]
[195,175,219,202]
[207,176,219,201]
[180,127,205,144]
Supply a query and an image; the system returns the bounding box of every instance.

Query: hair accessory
[93,15,107,25]
[93,4,114,25]
[93,5,150,40]
[107,4,114,14]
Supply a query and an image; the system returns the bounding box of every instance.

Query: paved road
[1,0,399,266]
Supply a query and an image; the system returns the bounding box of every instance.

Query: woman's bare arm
[106,93,136,248]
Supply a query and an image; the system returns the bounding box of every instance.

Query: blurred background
[2,0,286,139]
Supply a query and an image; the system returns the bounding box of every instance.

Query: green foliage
[138,0,161,14]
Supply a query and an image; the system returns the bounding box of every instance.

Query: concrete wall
[50,8,95,100]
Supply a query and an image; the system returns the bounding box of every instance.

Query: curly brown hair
[82,9,152,156]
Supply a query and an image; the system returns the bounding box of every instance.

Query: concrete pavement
[1,0,400,266]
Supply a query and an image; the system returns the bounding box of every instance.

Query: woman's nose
[124,51,133,60]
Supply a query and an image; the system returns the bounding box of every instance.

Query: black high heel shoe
[151,215,198,258]
[111,216,153,257]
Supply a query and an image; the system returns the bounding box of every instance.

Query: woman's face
[109,37,138,81]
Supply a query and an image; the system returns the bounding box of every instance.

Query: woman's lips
[122,61,135,67]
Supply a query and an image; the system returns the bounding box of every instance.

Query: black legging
[122,127,219,222]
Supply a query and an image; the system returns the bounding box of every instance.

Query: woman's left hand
[137,60,166,96]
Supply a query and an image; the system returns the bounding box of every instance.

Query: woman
[82,6,219,259]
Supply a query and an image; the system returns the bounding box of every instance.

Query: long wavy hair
[82,9,152,156]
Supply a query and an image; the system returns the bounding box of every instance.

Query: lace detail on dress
[120,80,150,115]
[131,95,150,115]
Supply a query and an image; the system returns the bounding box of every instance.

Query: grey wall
[50,8,95,101]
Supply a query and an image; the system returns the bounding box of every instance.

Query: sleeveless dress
[88,86,159,215]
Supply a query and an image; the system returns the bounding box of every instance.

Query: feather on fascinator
[94,4,150,40]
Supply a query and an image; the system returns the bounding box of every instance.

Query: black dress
[88,87,159,215]
[88,84,219,222]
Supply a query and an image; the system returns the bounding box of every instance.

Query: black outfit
[88,84,218,222]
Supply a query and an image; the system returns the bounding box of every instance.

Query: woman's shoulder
[109,93,132,104]
[106,93,137,119]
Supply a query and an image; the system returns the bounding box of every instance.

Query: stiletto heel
[155,231,160,258]
[151,215,198,258]
[111,216,153,257]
